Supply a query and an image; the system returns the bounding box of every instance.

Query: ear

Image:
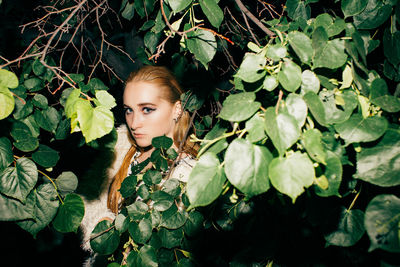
[173,101,182,119]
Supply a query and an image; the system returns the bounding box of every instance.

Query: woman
[79,65,198,266]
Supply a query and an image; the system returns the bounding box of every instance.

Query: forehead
[123,81,166,104]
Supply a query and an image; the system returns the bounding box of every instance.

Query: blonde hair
[108,65,198,213]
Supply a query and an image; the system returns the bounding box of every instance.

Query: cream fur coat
[79,125,196,265]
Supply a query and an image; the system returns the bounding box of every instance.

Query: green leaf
[13,99,33,120]
[0,69,18,88]
[143,169,162,186]
[302,128,327,164]
[186,28,217,69]
[32,94,48,109]
[34,107,61,132]
[245,113,267,143]
[17,184,59,238]
[121,2,134,20]
[355,129,400,187]
[32,144,60,168]
[383,29,400,66]
[95,90,116,109]
[218,92,261,122]
[160,205,187,229]
[161,178,181,198]
[158,228,183,249]
[136,245,158,267]
[32,59,45,76]
[263,75,279,91]
[287,31,313,65]
[341,0,368,17]
[314,151,342,197]
[235,53,267,83]
[370,78,400,113]
[24,77,44,92]
[64,73,85,84]
[353,0,392,29]
[55,171,78,195]
[334,113,388,145]
[286,0,310,20]
[129,218,152,244]
[364,194,400,252]
[199,0,223,28]
[76,101,114,143]
[127,201,149,220]
[152,191,174,212]
[0,192,33,221]
[264,107,300,156]
[91,220,120,255]
[187,152,226,208]
[168,0,191,13]
[0,137,13,171]
[301,70,320,94]
[52,193,84,233]
[120,174,137,198]
[225,139,272,197]
[144,31,160,54]
[266,44,287,62]
[313,31,347,69]
[269,151,315,202]
[285,93,308,129]
[152,135,173,149]
[0,86,15,120]
[115,213,129,233]
[277,59,302,92]
[184,211,204,237]
[87,78,108,92]
[0,157,37,203]
[10,121,39,152]
[324,207,365,247]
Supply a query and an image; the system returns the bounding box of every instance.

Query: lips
[133,133,145,138]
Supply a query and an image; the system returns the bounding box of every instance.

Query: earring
[173,117,178,122]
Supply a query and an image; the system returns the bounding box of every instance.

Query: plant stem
[37,169,64,204]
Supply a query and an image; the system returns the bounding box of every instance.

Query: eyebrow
[123,103,156,108]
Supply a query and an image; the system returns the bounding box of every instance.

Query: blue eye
[143,107,155,114]
[124,107,133,115]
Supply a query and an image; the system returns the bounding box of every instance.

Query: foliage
[0,0,400,266]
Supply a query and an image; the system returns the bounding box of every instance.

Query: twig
[240,10,260,46]
[234,0,275,37]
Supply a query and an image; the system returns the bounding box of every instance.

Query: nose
[128,112,142,132]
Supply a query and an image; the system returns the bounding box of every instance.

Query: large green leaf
[269,151,315,202]
[285,93,308,129]
[0,137,13,171]
[52,193,84,233]
[235,53,267,83]
[10,121,39,152]
[0,69,18,88]
[383,29,400,66]
[225,139,272,197]
[369,78,400,113]
[0,86,15,120]
[95,90,116,109]
[136,245,158,267]
[245,113,267,143]
[218,92,261,122]
[34,107,61,132]
[364,194,400,252]
[312,27,347,69]
[186,152,226,208]
[0,157,37,203]
[16,183,59,238]
[286,0,310,20]
[354,129,400,187]
[266,44,287,62]
[334,113,388,145]
[168,0,192,13]
[264,107,300,156]
[160,205,187,229]
[287,31,313,65]
[186,28,217,69]
[0,192,33,221]
[302,128,327,164]
[55,171,78,195]
[32,144,60,168]
[76,101,114,143]
[91,220,120,255]
[353,0,392,29]
[158,228,183,249]
[152,191,174,212]
[126,201,149,220]
[277,59,302,92]
[341,0,368,17]
[301,70,320,94]
[129,218,152,244]
[199,0,223,28]
[324,207,365,247]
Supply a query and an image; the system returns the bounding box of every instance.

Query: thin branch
[234,0,275,37]
[240,10,260,46]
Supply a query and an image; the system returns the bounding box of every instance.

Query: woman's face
[123,81,180,148]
